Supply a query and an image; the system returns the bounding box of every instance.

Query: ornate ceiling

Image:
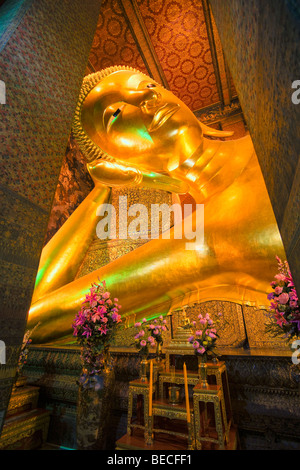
[86,0,241,123]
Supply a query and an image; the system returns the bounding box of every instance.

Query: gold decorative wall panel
[172,301,246,348]
[242,305,288,350]
[110,300,290,352]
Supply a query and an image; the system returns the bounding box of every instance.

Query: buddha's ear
[199,121,234,138]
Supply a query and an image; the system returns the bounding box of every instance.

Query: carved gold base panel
[0,375,50,450]
[168,302,289,351]
[116,425,238,450]
[6,385,40,418]
[101,299,291,353]
[0,409,50,450]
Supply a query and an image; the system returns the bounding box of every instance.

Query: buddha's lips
[148,103,180,133]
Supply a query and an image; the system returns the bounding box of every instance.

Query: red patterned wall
[88,0,220,111]
[136,0,220,110]
[88,0,148,74]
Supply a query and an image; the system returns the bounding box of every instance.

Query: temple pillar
[0,0,102,435]
[209,0,300,293]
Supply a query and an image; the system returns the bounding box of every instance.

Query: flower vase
[139,356,149,382]
[76,364,115,450]
[198,356,208,389]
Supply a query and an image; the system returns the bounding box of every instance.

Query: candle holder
[139,356,149,382]
[187,421,195,450]
[146,416,153,446]
[168,385,181,405]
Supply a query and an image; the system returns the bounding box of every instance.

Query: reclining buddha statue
[27,66,285,344]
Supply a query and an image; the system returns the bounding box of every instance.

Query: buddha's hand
[87,159,143,187]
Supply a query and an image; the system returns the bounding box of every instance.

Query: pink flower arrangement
[72,280,122,385]
[187,312,221,360]
[266,257,300,341]
[133,316,168,357]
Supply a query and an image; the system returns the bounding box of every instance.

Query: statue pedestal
[0,378,50,450]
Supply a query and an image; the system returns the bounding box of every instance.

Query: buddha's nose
[140,89,162,113]
[124,88,161,111]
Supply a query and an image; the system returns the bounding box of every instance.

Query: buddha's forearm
[32,184,110,303]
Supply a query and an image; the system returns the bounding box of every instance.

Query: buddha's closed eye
[107,104,125,130]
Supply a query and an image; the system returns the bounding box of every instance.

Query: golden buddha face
[80,69,203,172]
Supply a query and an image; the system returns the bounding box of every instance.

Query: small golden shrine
[116,314,237,450]
[164,311,197,371]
